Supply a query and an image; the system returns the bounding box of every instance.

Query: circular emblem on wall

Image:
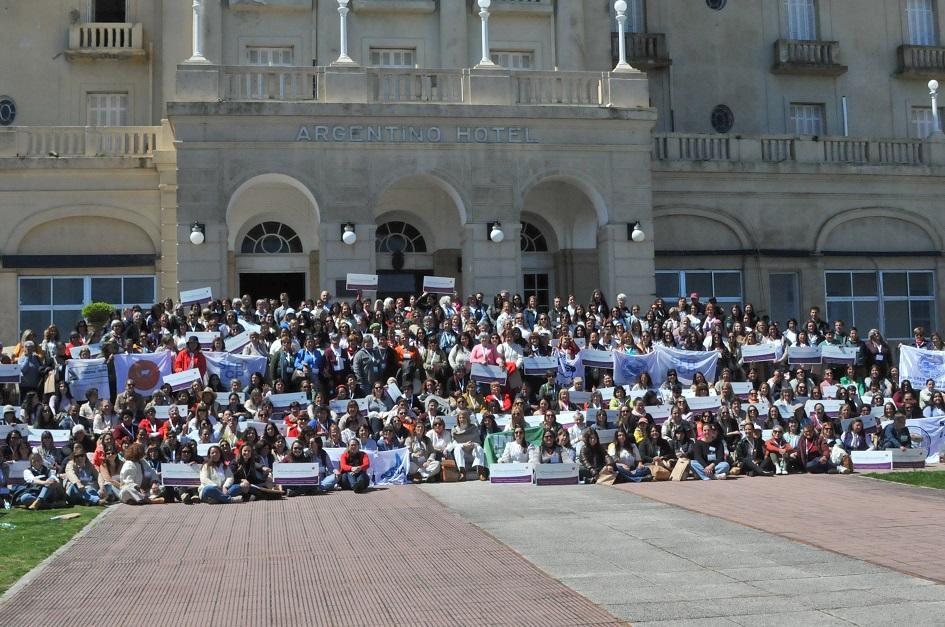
[711,104,735,133]
[706,0,727,10]
[0,96,15,126]
[129,360,161,390]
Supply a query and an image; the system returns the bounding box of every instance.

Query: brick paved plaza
[3,475,945,626]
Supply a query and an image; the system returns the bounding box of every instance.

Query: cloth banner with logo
[484,425,543,466]
[899,346,945,391]
[204,352,268,389]
[653,345,719,386]
[323,447,410,486]
[114,352,173,396]
[555,351,584,387]
[612,350,658,386]
[903,416,945,464]
[65,358,109,401]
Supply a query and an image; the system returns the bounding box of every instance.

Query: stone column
[555,0,586,70]
[598,223,654,307]
[319,222,376,295]
[461,223,521,298]
[438,0,468,68]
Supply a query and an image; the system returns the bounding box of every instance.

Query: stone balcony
[611,32,672,71]
[772,39,847,76]
[897,44,945,79]
[0,126,163,158]
[651,133,944,167]
[65,22,146,61]
[175,64,650,109]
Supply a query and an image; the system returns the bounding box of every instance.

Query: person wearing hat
[173,335,207,376]
[2,404,20,425]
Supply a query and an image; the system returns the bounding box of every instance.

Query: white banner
[152,405,190,420]
[653,345,719,386]
[523,356,558,375]
[161,462,201,487]
[555,351,584,387]
[899,345,945,391]
[684,395,722,413]
[346,273,378,291]
[741,343,778,363]
[114,352,173,396]
[580,348,613,369]
[787,345,822,365]
[471,363,507,384]
[28,428,71,447]
[176,332,219,350]
[204,352,268,389]
[0,424,29,440]
[163,368,203,392]
[730,381,754,398]
[180,287,213,307]
[224,332,252,354]
[268,392,310,412]
[323,447,409,486]
[69,343,102,359]
[0,364,21,384]
[533,462,579,486]
[821,344,857,365]
[5,460,29,485]
[273,462,320,486]
[422,275,455,294]
[65,358,109,401]
[803,399,845,417]
[489,462,533,484]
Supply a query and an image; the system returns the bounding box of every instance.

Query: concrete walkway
[0,486,623,627]
[423,482,945,626]
[615,473,945,584]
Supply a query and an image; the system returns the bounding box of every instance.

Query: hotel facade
[1,0,944,345]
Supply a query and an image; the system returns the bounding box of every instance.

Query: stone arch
[5,205,159,254]
[652,205,753,250]
[372,171,468,228]
[520,211,560,253]
[814,207,944,253]
[520,174,605,249]
[225,173,321,252]
[518,171,609,228]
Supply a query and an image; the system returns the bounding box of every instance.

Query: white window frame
[18,275,156,334]
[655,270,744,306]
[824,270,936,340]
[491,50,534,69]
[906,0,938,46]
[86,92,128,127]
[789,102,825,135]
[911,106,943,138]
[369,48,416,68]
[784,0,818,40]
[245,46,295,67]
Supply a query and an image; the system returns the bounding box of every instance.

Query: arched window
[375,221,427,253]
[241,221,303,254]
[520,221,549,252]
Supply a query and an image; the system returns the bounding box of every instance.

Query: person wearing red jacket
[339,438,370,493]
[174,336,207,376]
[797,424,836,473]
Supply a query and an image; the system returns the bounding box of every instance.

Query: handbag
[670,458,691,481]
[595,466,617,485]
[647,461,672,481]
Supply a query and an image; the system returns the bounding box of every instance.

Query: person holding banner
[174,336,207,377]
[339,438,370,493]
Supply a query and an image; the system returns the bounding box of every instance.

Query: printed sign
[180,287,213,307]
[471,363,507,384]
[161,463,201,487]
[346,273,378,291]
[163,368,203,392]
[523,356,558,375]
[272,462,320,486]
[489,462,533,484]
[0,364,21,384]
[422,276,455,294]
[533,462,579,486]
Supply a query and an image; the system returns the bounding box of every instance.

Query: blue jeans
[690,460,732,480]
[805,458,835,474]
[200,484,242,504]
[101,483,121,503]
[341,471,369,493]
[66,484,100,505]
[615,465,651,483]
[319,474,337,492]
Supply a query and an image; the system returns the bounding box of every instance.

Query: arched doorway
[238,221,307,304]
[226,174,320,302]
[520,218,556,312]
[375,219,430,298]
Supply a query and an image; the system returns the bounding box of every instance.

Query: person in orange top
[339,438,371,493]
[283,401,306,438]
[173,336,207,376]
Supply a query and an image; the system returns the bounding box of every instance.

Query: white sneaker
[716,473,727,480]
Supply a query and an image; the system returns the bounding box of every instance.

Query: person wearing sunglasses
[498,427,536,464]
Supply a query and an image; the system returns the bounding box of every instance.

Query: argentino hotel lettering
[296,124,539,144]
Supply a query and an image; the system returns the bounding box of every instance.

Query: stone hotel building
[1,0,943,346]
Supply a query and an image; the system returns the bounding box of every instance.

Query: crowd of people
[0,288,935,509]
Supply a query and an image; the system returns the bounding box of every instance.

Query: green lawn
[865,470,945,490]
[0,506,102,595]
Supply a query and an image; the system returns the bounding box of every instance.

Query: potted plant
[81,302,115,334]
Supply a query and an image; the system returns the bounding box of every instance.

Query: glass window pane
[123,277,155,304]
[882,272,908,297]
[52,278,84,305]
[853,301,880,334]
[909,272,933,297]
[825,273,851,297]
[852,272,877,297]
[826,302,853,329]
[769,273,799,324]
[685,272,713,298]
[910,301,934,333]
[654,273,679,299]
[19,278,51,306]
[713,272,742,298]
[53,309,84,332]
[883,300,911,340]
[91,277,122,304]
[19,310,50,336]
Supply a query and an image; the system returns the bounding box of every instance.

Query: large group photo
[3,281,944,510]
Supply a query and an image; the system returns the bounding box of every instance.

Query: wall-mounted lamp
[189,222,205,246]
[341,222,357,245]
[488,221,505,243]
[628,221,645,243]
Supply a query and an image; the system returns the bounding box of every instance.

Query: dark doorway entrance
[93,0,127,22]
[377,270,426,300]
[240,272,306,305]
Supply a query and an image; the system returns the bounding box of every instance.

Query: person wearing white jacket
[119,442,162,505]
[198,445,237,504]
[447,410,487,480]
[498,427,537,463]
